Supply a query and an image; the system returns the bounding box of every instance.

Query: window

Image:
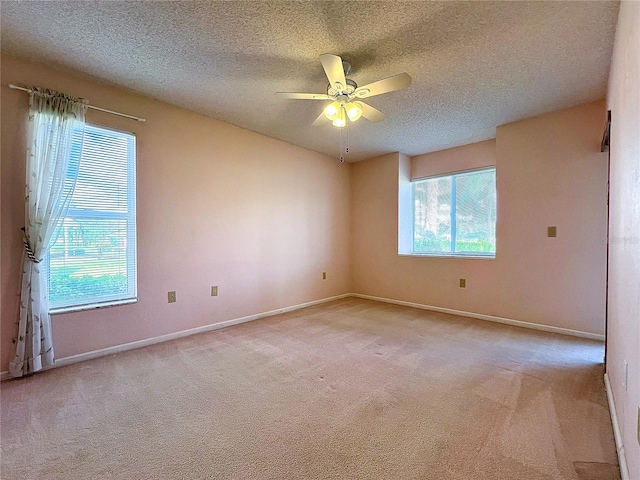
[47,124,137,311]
[412,168,496,256]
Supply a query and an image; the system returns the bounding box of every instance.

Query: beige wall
[606,1,640,478]
[1,55,352,370]
[352,100,608,336]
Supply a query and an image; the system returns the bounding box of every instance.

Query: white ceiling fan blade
[320,54,347,92]
[354,72,412,99]
[312,111,329,126]
[276,92,333,100]
[360,102,386,123]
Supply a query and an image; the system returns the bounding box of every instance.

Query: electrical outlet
[459,278,466,288]
[322,272,327,280]
[168,291,176,303]
[211,286,218,297]
[547,226,557,237]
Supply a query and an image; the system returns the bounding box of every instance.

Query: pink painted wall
[411,139,496,180]
[351,100,608,336]
[0,54,351,371]
[606,1,640,477]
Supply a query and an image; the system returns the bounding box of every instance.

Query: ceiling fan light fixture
[346,102,363,122]
[332,106,347,127]
[324,101,341,121]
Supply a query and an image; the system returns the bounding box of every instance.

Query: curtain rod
[7,84,146,123]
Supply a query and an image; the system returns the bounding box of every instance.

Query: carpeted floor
[1,298,619,479]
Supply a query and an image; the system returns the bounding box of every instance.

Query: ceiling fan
[276,54,412,128]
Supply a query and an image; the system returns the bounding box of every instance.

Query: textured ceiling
[1,1,619,161]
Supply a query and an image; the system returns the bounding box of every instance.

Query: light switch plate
[168,291,176,303]
[211,286,218,296]
[459,278,466,288]
[547,226,557,237]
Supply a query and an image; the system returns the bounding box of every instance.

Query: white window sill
[50,298,137,315]
[399,253,495,259]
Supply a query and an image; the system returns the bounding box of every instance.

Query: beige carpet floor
[1,298,619,479]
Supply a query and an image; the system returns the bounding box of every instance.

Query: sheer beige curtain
[9,88,87,378]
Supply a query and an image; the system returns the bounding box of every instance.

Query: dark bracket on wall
[601,110,611,152]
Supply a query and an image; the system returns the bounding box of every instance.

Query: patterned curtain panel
[9,88,87,378]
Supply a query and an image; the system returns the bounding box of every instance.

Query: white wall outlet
[211,286,218,297]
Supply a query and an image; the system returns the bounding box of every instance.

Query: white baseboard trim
[352,293,605,341]
[604,373,630,480]
[0,293,351,382]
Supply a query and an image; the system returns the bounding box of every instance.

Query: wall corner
[398,153,412,255]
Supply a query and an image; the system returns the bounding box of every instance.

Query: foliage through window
[47,124,137,311]
[413,168,496,256]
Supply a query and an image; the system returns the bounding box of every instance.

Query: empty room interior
[1,2,638,479]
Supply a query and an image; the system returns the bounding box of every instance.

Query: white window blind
[413,168,496,256]
[47,124,137,311]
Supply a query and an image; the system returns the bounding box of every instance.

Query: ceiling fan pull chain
[338,120,349,163]
[345,121,350,155]
[339,125,345,163]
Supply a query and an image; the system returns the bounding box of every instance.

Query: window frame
[411,167,496,258]
[47,122,138,313]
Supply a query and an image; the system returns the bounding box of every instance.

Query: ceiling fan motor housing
[328,78,358,97]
